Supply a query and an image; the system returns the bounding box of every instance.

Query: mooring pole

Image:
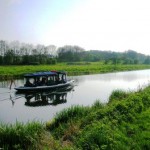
[9,78,16,90]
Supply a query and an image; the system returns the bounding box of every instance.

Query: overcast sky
[0,0,150,54]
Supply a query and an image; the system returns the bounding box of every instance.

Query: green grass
[1,63,150,79]
[0,121,44,150]
[0,85,150,149]
[46,85,150,149]
[108,89,129,103]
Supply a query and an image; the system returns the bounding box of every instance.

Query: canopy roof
[24,71,66,78]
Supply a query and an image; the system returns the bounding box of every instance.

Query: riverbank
[0,85,150,149]
[1,63,150,79]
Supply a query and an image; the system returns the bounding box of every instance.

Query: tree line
[0,40,150,65]
[57,47,150,64]
[0,40,57,65]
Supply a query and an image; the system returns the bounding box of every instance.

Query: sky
[0,0,150,55]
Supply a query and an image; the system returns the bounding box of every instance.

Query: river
[0,69,150,124]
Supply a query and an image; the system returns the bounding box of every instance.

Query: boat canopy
[24,71,66,78]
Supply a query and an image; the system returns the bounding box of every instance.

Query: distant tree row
[57,48,150,64]
[0,40,150,65]
[57,45,85,62]
[0,40,57,65]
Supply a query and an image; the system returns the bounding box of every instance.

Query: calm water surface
[0,69,150,124]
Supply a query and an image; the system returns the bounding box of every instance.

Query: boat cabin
[24,71,67,87]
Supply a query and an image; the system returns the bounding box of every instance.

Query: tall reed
[47,105,89,130]
[0,121,44,149]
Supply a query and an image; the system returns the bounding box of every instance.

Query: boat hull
[15,80,74,93]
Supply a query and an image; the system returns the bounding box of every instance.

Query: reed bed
[0,121,44,150]
[48,105,90,130]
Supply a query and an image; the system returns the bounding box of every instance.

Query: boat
[14,71,74,93]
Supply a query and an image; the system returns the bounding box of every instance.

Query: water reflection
[72,70,150,83]
[16,86,74,107]
[24,92,67,107]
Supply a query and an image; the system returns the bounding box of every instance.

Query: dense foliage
[0,85,150,149]
[57,45,85,62]
[85,50,146,64]
[57,48,150,64]
[1,40,150,65]
[0,40,57,65]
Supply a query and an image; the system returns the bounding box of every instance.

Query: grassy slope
[46,86,150,149]
[1,63,150,78]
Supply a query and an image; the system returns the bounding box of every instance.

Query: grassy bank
[1,85,150,149]
[1,63,150,79]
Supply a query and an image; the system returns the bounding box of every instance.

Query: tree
[123,58,133,64]
[22,55,30,64]
[0,40,8,56]
[57,45,85,62]
[134,59,139,64]
[36,44,46,55]
[124,50,138,60]
[0,56,3,65]
[46,45,57,56]
[20,43,33,56]
[9,41,20,56]
[144,56,150,64]
[3,50,15,65]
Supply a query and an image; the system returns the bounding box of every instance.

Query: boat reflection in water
[17,86,74,107]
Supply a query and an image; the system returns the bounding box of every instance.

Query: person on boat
[47,77,55,85]
[24,78,33,87]
[40,77,47,86]
[35,77,41,86]
[61,75,67,83]
[55,76,61,84]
